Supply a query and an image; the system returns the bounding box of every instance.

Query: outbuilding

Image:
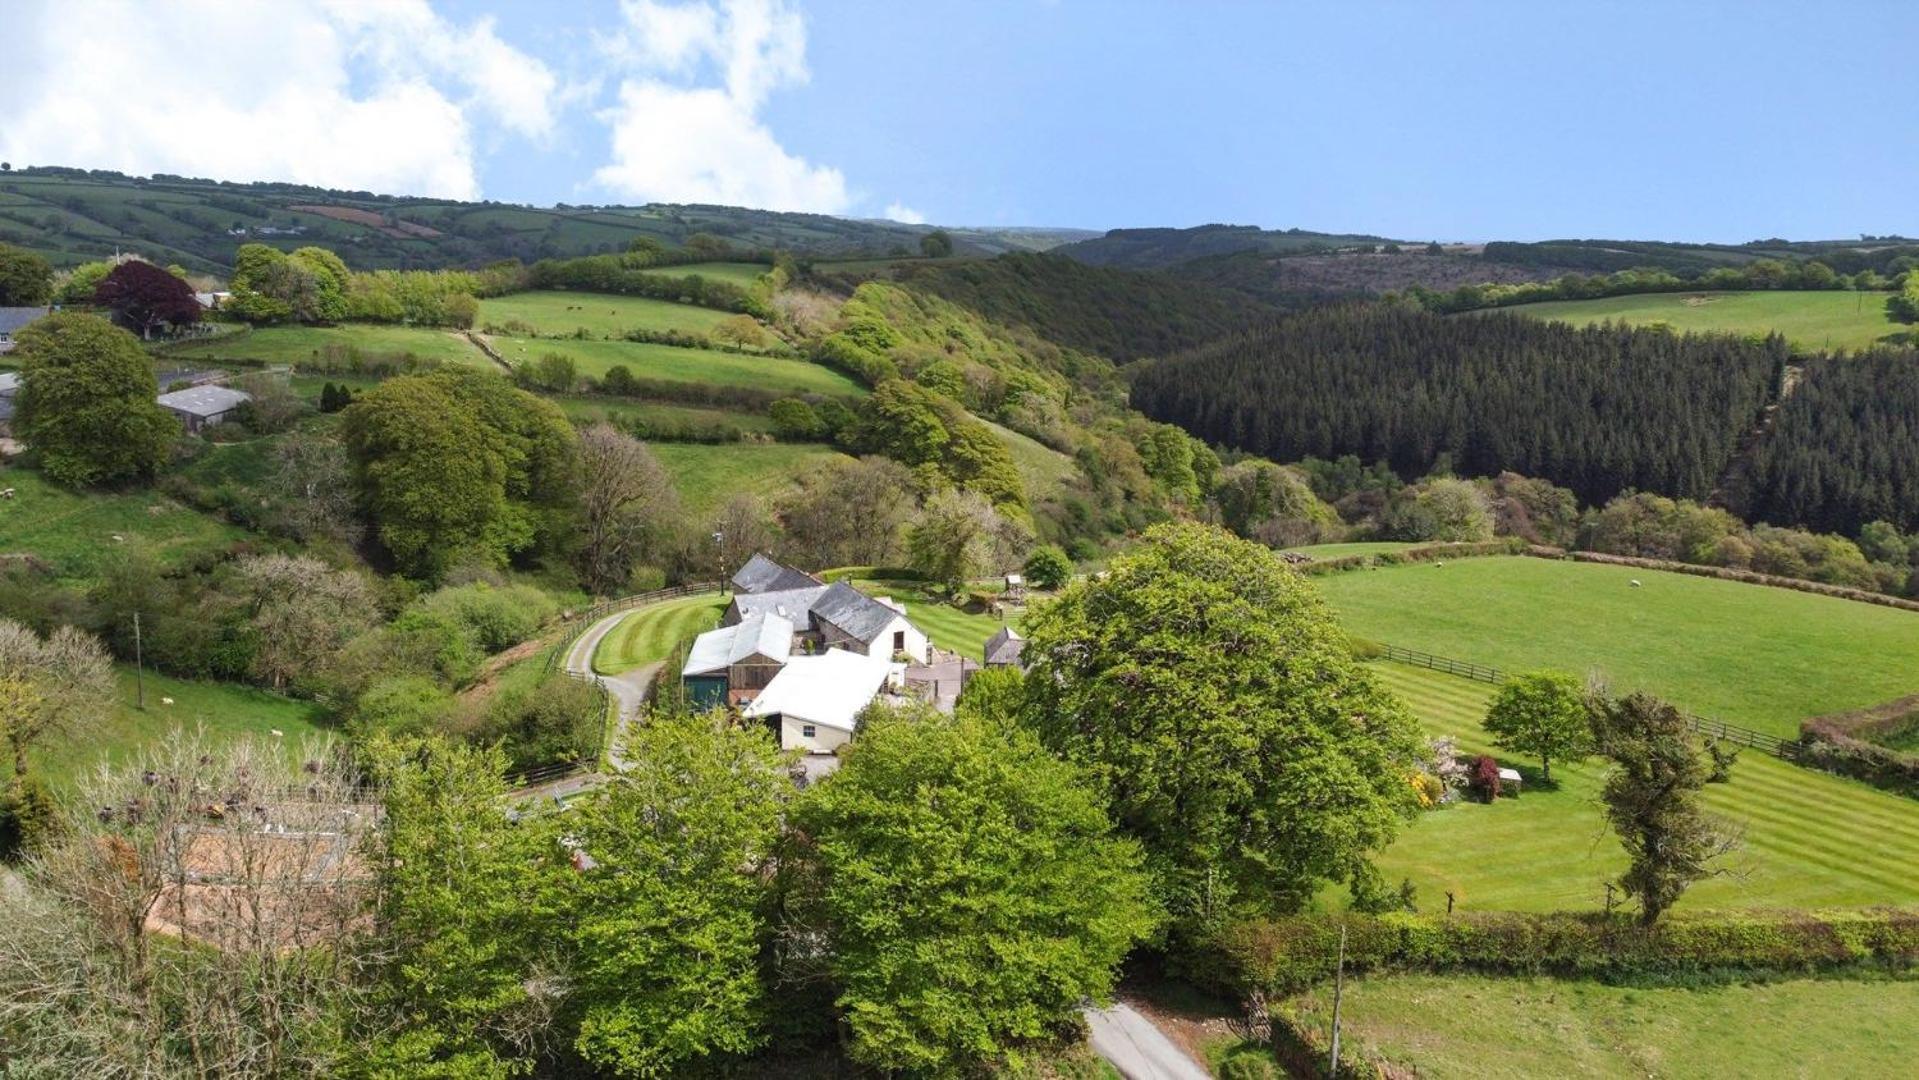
[157,384,251,433]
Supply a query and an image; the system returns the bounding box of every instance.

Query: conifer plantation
[1131,307,1783,504]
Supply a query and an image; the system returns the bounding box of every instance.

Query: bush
[1204,909,1919,996]
[474,674,603,771]
[1217,1055,1280,1080]
[0,775,60,859]
[1468,755,1502,802]
[350,675,455,742]
[768,397,824,441]
[414,583,556,654]
[1022,544,1073,590]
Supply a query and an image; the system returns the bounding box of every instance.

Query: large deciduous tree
[1589,692,1741,925]
[906,487,1021,591]
[0,242,53,305]
[92,259,201,338]
[11,312,175,487]
[565,712,789,1076]
[794,705,1158,1075]
[573,423,679,594]
[1481,670,1591,782]
[776,455,914,569]
[234,554,374,689]
[1020,522,1425,925]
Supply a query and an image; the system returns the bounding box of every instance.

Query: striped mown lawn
[1362,661,1919,912]
[592,594,726,675]
[848,580,1015,661]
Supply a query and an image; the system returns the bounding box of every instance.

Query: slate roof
[809,581,904,644]
[984,626,1025,666]
[0,307,47,336]
[731,553,820,595]
[742,649,896,732]
[730,585,827,625]
[157,385,251,418]
[683,613,794,677]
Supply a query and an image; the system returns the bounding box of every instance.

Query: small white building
[742,648,901,754]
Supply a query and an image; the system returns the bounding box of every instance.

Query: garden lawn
[0,466,247,584]
[477,290,743,340]
[484,336,863,397]
[638,261,770,288]
[593,593,726,675]
[1361,662,1919,912]
[1282,972,1919,1079]
[1505,290,1910,353]
[650,442,846,515]
[8,667,329,793]
[164,324,495,369]
[1316,555,1919,738]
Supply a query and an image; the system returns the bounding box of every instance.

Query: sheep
[160,696,175,706]
[270,728,284,738]
[1630,579,1643,588]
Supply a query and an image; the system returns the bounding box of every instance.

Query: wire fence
[1378,642,1803,761]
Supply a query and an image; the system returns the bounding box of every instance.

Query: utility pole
[1328,923,1347,1077]
[132,611,145,709]
[712,528,725,591]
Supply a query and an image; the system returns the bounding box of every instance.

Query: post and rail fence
[1377,642,1803,761]
[541,582,723,676]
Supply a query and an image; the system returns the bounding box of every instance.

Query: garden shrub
[1469,755,1502,802]
[414,582,556,654]
[1200,909,1919,996]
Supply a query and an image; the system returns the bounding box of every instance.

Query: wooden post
[132,611,145,710]
[1328,923,1347,1077]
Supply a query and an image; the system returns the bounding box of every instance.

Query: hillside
[1506,289,1910,353]
[0,166,1092,274]
[819,252,1277,363]
[1053,223,1398,269]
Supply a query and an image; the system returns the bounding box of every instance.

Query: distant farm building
[983,625,1026,668]
[0,306,49,354]
[157,384,251,432]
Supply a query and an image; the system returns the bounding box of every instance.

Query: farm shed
[681,612,794,708]
[743,648,900,754]
[157,384,251,433]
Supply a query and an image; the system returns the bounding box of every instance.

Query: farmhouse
[731,551,823,594]
[741,647,900,754]
[157,384,251,432]
[723,579,930,664]
[0,306,49,354]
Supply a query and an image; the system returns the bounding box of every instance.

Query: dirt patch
[290,204,443,239]
[456,635,553,707]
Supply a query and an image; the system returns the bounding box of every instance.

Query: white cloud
[883,202,926,225]
[0,0,560,200]
[594,0,850,213]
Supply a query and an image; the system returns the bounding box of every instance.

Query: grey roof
[684,613,793,676]
[0,307,47,336]
[809,581,904,644]
[731,553,821,595]
[729,585,827,625]
[0,372,19,395]
[984,626,1025,666]
[157,384,251,418]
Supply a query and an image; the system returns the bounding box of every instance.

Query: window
[893,630,906,653]
[801,724,816,738]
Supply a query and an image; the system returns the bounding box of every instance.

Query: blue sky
[6,1,1916,242]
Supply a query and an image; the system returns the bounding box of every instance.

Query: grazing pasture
[8,667,329,792]
[477,290,744,340]
[1280,972,1919,1079]
[649,442,848,515]
[164,324,495,369]
[638,261,771,288]
[1505,290,1909,353]
[983,420,1078,501]
[592,594,726,675]
[0,467,248,584]
[1360,662,1919,912]
[1317,556,1919,738]
[484,336,863,397]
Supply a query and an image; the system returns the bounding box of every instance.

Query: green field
[477,290,744,340]
[550,396,777,435]
[1506,290,1910,353]
[1318,556,1919,738]
[639,262,771,288]
[650,442,848,515]
[1286,541,1419,559]
[0,466,248,584]
[1281,972,1919,1079]
[7,667,329,791]
[165,324,495,369]
[1362,662,1919,912]
[984,420,1078,501]
[593,594,726,675]
[484,336,862,397]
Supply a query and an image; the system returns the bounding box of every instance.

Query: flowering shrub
[1469,755,1503,802]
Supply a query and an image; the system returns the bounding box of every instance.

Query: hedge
[1203,909,1919,996]
[1294,538,1528,576]
[1800,694,1919,799]
[1561,551,1919,613]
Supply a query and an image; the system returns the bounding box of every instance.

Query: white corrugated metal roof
[741,648,893,732]
[157,384,250,418]
[684,613,792,676]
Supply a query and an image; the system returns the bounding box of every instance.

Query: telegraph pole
[132,611,145,709]
[1328,923,1347,1076]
